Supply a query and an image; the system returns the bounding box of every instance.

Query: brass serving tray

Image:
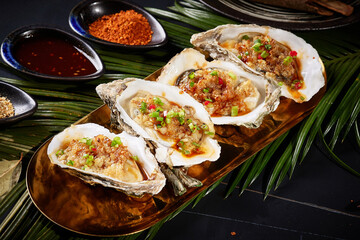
[26,69,326,237]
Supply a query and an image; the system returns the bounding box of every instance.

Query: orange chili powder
[88,10,153,45]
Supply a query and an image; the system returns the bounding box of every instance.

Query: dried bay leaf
[0,154,22,200]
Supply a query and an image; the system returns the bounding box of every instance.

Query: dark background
[0,0,359,239]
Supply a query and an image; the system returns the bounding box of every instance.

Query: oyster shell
[47,123,166,196]
[191,24,325,103]
[109,79,221,167]
[156,48,280,128]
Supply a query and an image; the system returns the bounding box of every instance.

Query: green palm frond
[1,1,359,239]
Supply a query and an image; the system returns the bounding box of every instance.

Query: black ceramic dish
[200,0,360,31]
[0,80,37,126]
[69,0,168,50]
[1,25,104,82]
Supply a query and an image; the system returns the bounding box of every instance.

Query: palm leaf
[224,154,256,198]
[318,130,360,177]
[355,121,360,148]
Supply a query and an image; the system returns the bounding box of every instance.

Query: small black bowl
[0,80,37,126]
[69,0,168,50]
[1,25,104,82]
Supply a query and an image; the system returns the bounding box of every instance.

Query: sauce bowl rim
[68,0,168,50]
[1,24,105,82]
[0,80,37,126]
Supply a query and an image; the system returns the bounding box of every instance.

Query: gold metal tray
[26,70,326,236]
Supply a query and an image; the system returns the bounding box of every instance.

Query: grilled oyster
[107,79,221,168]
[191,24,325,103]
[47,123,166,196]
[156,48,280,128]
[96,79,220,168]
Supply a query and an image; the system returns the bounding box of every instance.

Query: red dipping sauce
[13,35,97,77]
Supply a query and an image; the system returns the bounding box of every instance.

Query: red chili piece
[218,77,224,85]
[294,82,302,90]
[148,104,156,110]
[290,51,298,57]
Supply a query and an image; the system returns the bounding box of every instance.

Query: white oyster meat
[113,79,221,167]
[157,48,280,128]
[191,24,325,103]
[47,123,166,196]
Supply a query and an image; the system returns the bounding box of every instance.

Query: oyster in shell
[47,123,166,196]
[157,48,280,128]
[191,24,325,103]
[101,79,221,168]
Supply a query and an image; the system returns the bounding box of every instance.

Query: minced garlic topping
[0,97,15,119]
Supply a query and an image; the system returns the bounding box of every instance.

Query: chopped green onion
[283,56,293,65]
[189,123,197,132]
[300,96,305,101]
[205,131,215,135]
[155,107,163,112]
[252,43,262,52]
[83,153,89,158]
[140,102,147,113]
[111,136,122,147]
[177,110,185,125]
[187,119,192,123]
[278,82,284,86]
[242,35,249,40]
[190,81,195,87]
[149,111,160,118]
[192,142,201,147]
[261,51,269,58]
[86,155,94,166]
[188,72,195,79]
[167,110,176,118]
[79,137,92,146]
[131,155,139,161]
[245,51,249,56]
[67,160,74,166]
[228,72,236,80]
[153,97,164,106]
[265,44,272,50]
[157,124,162,128]
[178,141,184,146]
[166,117,171,124]
[231,106,239,116]
[254,39,262,44]
[210,70,218,76]
[200,124,209,130]
[178,109,185,118]
[89,145,96,151]
[56,149,64,157]
[204,98,213,102]
[238,55,242,60]
[203,88,209,93]
[156,117,164,122]
[183,149,191,155]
